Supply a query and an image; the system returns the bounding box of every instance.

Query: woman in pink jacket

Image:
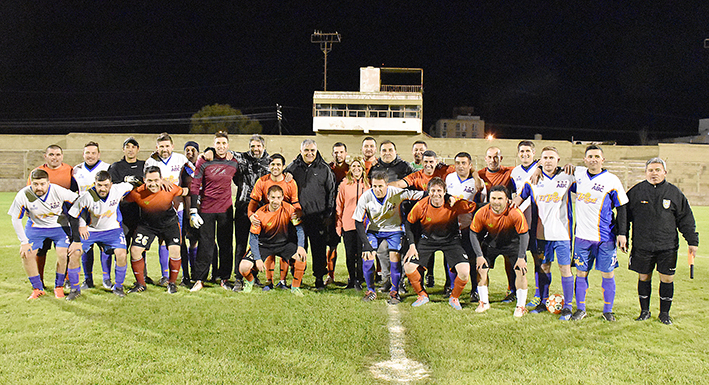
[336,157,369,290]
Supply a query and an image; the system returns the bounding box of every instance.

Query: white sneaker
[475,301,490,313]
[190,280,203,292]
[514,306,528,318]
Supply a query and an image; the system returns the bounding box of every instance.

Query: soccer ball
[545,294,564,314]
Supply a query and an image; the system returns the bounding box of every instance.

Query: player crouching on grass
[239,185,308,296]
[67,171,137,298]
[9,169,83,300]
[124,166,187,295]
[403,177,476,310]
[470,185,531,317]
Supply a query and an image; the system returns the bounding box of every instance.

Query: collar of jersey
[586,168,607,180]
[520,161,538,172]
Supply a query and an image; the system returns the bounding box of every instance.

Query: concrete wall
[4,133,709,205]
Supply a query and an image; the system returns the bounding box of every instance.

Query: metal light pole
[311,31,341,91]
[276,103,282,135]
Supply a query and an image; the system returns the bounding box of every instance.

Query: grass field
[1,191,708,384]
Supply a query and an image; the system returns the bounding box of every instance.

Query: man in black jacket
[368,140,414,292]
[621,157,699,325]
[284,139,336,289]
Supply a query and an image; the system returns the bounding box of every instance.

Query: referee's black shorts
[629,248,677,276]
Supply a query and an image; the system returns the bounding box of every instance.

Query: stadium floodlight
[311,30,341,91]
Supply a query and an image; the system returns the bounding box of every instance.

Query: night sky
[1,2,709,143]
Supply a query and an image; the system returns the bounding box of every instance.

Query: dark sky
[1,2,709,143]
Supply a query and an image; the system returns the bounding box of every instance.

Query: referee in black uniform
[620,157,699,325]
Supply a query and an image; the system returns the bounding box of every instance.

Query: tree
[189,104,262,134]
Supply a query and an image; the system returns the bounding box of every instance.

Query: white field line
[370,305,429,383]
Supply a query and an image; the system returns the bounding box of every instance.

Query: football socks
[516,288,528,308]
[390,262,401,291]
[406,269,425,296]
[159,245,169,278]
[100,250,112,284]
[131,258,147,286]
[264,255,275,282]
[575,276,588,311]
[561,275,574,310]
[601,277,616,313]
[55,273,66,289]
[292,260,306,288]
[478,285,489,304]
[168,258,181,283]
[68,267,81,292]
[29,275,44,291]
[659,281,673,313]
[451,276,468,299]
[638,279,651,312]
[115,264,127,289]
[363,259,375,292]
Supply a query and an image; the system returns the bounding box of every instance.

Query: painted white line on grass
[370,305,429,383]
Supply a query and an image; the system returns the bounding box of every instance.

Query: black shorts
[411,238,468,269]
[481,244,524,269]
[528,237,545,255]
[133,223,181,251]
[629,248,677,276]
[244,242,298,263]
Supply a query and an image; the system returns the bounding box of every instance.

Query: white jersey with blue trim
[572,166,628,242]
[73,161,110,193]
[352,186,423,233]
[8,184,78,228]
[511,161,538,222]
[445,172,483,229]
[520,171,574,241]
[144,152,193,211]
[68,182,133,231]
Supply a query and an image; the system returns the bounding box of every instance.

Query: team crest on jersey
[425,216,432,222]
[663,199,670,209]
[591,183,604,192]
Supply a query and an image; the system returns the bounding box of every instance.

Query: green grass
[1,191,708,384]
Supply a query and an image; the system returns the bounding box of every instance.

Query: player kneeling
[403,177,475,310]
[470,185,530,317]
[239,185,307,296]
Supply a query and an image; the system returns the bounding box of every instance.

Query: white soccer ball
[545,293,564,314]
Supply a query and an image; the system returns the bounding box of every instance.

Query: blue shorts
[81,228,127,254]
[367,231,404,253]
[26,226,71,251]
[573,238,618,273]
[543,240,572,265]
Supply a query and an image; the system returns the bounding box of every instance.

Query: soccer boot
[345,279,356,289]
[558,308,573,321]
[232,280,243,292]
[529,303,548,314]
[425,274,435,288]
[54,286,65,299]
[167,282,178,294]
[65,289,81,301]
[158,277,169,287]
[291,287,304,297]
[323,276,334,286]
[601,312,616,322]
[362,290,377,302]
[128,284,147,294]
[220,280,232,291]
[399,279,408,294]
[242,280,254,293]
[102,278,113,290]
[28,288,46,300]
[411,295,430,307]
[190,280,203,292]
[387,291,402,305]
[635,310,651,321]
[179,277,190,287]
[501,290,516,303]
[81,278,95,290]
[262,281,274,291]
[144,276,155,285]
[354,280,363,291]
[112,286,126,298]
[475,301,491,313]
[275,281,290,290]
[443,286,452,299]
[570,309,587,321]
[314,277,325,291]
[514,305,528,318]
[449,297,463,310]
[470,290,480,303]
[377,281,392,293]
[526,296,541,308]
[658,312,673,325]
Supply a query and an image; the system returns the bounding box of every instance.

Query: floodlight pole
[311,31,341,91]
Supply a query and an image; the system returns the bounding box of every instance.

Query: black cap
[184,140,199,152]
[123,137,139,148]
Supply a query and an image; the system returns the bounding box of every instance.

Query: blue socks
[575,276,588,311]
[561,276,574,310]
[68,267,81,291]
[390,261,401,292]
[82,248,94,280]
[100,251,112,282]
[55,273,66,288]
[159,245,169,278]
[363,259,375,292]
[115,265,127,289]
[602,277,616,313]
[29,275,44,290]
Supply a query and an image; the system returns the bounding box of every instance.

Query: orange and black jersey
[477,166,515,196]
[407,197,476,242]
[29,163,78,191]
[125,183,182,228]
[250,202,301,247]
[248,175,301,217]
[403,164,455,191]
[471,204,528,250]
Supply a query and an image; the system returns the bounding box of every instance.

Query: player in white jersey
[143,132,194,285]
[73,141,111,290]
[569,145,628,322]
[510,140,546,308]
[514,146,576,319]
[68,171,135,298]
[8,169,82,300]
[445,151,485,301]
[353,171,423,304]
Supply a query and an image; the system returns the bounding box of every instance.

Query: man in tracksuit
[620,157,699,325]
[284,139,336,290]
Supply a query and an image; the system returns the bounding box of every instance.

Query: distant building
[431,115,485,138]
[312,67,423,133]
[660,118,709,144]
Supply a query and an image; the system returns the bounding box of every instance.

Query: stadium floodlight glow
[311,30,341,91]
[487,134,495,141]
